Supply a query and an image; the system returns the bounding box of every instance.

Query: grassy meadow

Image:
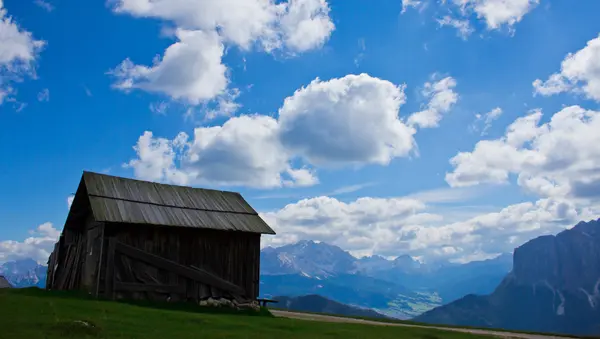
[0,288,494,339]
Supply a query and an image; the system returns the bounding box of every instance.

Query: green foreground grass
[0,288,490,339]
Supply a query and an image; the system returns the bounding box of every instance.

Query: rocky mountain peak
[260,239,357,277]
[513,218,600,292]
[0,259,47,288]
[415,218,600,336]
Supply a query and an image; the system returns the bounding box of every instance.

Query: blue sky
[1,0,600,264]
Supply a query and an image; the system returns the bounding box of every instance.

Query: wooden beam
[114,282,186,294]
[94,223,105,298]
[115,242,245,296]
[104,237,116,300]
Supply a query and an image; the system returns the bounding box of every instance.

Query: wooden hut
[46,171,275,304]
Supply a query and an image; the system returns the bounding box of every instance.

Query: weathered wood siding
[104,223,261,301]
[47,228,86,291]
[82,218,104,292]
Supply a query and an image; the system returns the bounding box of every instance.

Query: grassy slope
[0,288,488,339]
[268,307,593,338]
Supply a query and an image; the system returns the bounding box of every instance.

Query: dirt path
[270,310,574,339]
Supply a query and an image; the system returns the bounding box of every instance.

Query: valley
[259,240,511,319]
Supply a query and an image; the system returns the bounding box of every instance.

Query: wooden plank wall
[49,228,86,291]
[82,218,104,292]
[106,223,261,302]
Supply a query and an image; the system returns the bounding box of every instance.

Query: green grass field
[0,288,492,339]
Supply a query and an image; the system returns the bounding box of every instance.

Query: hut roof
[66,172,276,235]
[0,276,12,288]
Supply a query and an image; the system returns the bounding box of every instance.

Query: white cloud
[401,0,424,14]
[446,105,600,202]
[253,182,374,200]
[279,73,415,166]
[127,73,422,187]
[149,101,169,115]
[408,76,458,129]
[125,131,190,186]
[112,0,280,49]
[0,85,12,104]
[533,34,600,102]
[260,196,428,252]
[406,186,485,204]
[37,88,49,102]
[260,194,599,262]
[471,107,502,135]
[0,222,61,264]
[126,116,317,189]
[0,0,45,104]
[67,195,74,209]
[436,16,474,40]
[110,29,228,105]
[278,0,334,53]
[354,38,366,67]
[180,114,309,188]
[203,88,241,120]
[110,0,334,113]
[112,0,334,53]
[404,0,539,36]
[451,0,539,31]
[34,0,54,12]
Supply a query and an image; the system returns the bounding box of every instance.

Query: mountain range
[259,240,512,318]
[0,259,47,288]
[415,218,600,336]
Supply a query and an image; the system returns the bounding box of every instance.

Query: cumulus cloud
[0,0,45,104]
[67,195,74,209]
[113,0,281,49]
[112,0,334,52]
[279,73,416,166]
[278,0,335,53]
[126,73,421,187]
[446,105,600,202]
[110,0,334,112]
[533,34,600,102]
[0,222,61,264]
[126,116,318,188]
[260,194,599,262]
[458,0,540,31]
[110,29,228,105]
[408,76,459,129]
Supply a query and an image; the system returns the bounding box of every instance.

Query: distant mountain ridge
[260,240,512,301]
[0,259,47,288]
[275,294,388,319]
[260,239,512,318]
[260,240,357,277]
[414,218,600,336]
